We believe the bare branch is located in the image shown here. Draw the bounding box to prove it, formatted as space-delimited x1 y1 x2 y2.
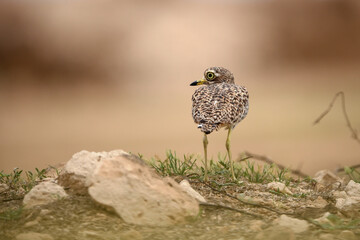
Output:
239 152 308 178
313 91 360 144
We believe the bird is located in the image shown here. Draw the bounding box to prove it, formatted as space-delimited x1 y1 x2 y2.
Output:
190 67 249 181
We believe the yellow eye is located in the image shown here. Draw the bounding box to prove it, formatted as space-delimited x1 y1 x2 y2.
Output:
206 72 215 80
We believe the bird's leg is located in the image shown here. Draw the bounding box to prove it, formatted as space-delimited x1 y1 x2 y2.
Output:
203 133 209 181
226 127 236 180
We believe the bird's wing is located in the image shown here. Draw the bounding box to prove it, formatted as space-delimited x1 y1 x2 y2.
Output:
192 84 248 133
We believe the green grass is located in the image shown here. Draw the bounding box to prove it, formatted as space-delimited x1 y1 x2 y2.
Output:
0 167 48 193
147 150 293 184
0 207 23 221
310 214 360 230
344 166 360 183
149 151 198 177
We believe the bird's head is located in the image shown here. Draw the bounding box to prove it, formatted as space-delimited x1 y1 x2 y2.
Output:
190 67 234 86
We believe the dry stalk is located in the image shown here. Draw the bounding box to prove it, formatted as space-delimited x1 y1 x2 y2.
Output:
313 91 360 144
199 202 263 218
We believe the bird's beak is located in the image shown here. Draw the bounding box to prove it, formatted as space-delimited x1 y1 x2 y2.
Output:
190 78 208 86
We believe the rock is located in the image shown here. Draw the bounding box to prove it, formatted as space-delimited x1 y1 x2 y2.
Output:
88 155 199 226
314 212 333 226
0 183 9 193
24 219 40 228
179 179 206 203
335 180 360 217
58 149 128 194
338 230 357 240
313 170 343 190
119 229 143 240
15 232 54 240
307 196 328 208
39 209 51 216
267 182 293 195
249 220 265 232
23 182 68 208
318 233 335 240
255 226 295 240
345 180 360 197
273 215 309 234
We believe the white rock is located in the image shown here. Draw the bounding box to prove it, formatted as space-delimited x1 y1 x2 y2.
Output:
24 219 40 228
249 220 265 232
314 212 333 225
0 183 9 193
88 155 199 226
23 182 68 208
179 179 206 203
267 182 293 195
345 180 360 197
307 196 328 208
335 180 360 217
58 149 128 194
273 215 309 234
255 226 295 240
313 170 343 190
338 230 357 240
15 232 53 240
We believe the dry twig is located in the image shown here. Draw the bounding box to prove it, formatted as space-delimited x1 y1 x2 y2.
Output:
199 202 262 218
239 152 308 178
313 91 360 144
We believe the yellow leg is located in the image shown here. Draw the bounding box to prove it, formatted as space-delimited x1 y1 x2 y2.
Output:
226 128 236 180
203 133 209 181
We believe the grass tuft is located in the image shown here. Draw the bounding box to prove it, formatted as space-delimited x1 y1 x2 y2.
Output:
344 166 360 183
149 150 198 177
310 214 360 230
0 207 23 221
0 167 49 193
147 150 293 184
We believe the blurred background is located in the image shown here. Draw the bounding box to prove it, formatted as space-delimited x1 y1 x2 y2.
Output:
1 0 360 175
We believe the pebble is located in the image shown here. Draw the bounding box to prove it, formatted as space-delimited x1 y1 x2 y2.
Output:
15 232 54 240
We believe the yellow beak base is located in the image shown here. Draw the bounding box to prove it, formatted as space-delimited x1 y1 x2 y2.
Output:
190 78 208 86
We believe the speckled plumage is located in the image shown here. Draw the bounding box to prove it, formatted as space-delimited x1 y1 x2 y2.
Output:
191 67 249 134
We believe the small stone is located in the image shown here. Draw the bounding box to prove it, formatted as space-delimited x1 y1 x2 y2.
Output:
273 215 309 234
81 230 102 238
314 212 333 225
267 182 293 195
249 220 265 232
345 180 360 197
307 196 328 208
335 180 360 217
0 183 9 193
119 229 143 240
39 209 51 216
15 232 54 240
179 179 206 203
23 182 68 208
318 233 335 240
24 219 40 228
255 226 295 240
313 170 343 190
338 230 357 240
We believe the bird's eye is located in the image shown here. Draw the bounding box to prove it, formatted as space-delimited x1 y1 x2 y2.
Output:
206 72 216 80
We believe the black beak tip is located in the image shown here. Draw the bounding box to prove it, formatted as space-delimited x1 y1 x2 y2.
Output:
190 81 197 86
